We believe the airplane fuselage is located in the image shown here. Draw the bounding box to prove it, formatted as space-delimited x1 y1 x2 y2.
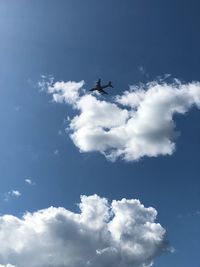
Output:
90 80 113 95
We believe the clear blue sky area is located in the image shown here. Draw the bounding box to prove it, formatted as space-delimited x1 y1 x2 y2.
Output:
0 1 200 266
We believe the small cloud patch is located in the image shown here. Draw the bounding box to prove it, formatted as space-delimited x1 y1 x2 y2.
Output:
3 190 21 201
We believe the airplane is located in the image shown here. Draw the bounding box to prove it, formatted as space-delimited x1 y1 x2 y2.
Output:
89 79 114 94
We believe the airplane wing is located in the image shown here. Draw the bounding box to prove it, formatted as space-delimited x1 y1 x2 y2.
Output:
101 81 113 89
100 89 108 94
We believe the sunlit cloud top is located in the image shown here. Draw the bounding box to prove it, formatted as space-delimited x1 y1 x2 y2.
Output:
40 77 200 161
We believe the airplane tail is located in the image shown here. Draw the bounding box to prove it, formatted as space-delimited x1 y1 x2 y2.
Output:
108 81 113 88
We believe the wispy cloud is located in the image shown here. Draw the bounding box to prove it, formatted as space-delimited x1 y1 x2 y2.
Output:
138 66 149 78
0 194 168 267
178 210 200 219
58 130 63 136
3 190 21 201
53 149 59 156
41 77 200 161
14 106 21 112
0 264 15 267
25 178 33 185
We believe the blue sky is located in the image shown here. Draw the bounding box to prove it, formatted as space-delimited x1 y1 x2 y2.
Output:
0 1 200 267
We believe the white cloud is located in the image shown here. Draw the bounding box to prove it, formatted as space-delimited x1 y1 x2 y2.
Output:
0 195 168 267
25 178 33 185
3 190 21 201
47 80 85 105
11 190 21 197
45 78 200 161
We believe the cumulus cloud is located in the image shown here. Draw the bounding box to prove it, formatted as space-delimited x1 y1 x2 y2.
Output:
47 80 85 105
43 78 200 161
0 195 168 267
